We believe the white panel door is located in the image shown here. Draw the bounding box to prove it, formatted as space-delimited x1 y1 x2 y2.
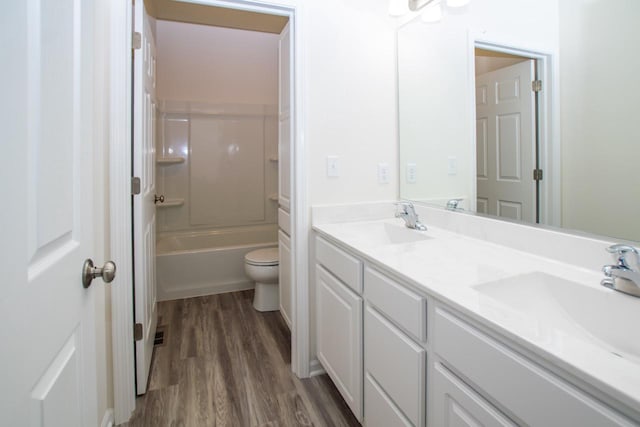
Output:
1 0 100 425
476 60 536 222
133 1 158 395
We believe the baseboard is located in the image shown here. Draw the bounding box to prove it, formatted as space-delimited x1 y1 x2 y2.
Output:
101 409 115 427
158 280 254 301
309 358 325 377
279 304 292 330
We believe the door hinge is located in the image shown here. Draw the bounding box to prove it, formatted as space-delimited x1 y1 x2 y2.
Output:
131 177 141 195
532 80 542 92
134 323 143 341
132 32 142 50
533 169 543 181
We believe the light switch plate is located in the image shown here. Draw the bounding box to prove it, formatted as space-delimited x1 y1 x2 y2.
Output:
327 156 340 177
407 163 417 183
378 163 390 184
448 156 457 175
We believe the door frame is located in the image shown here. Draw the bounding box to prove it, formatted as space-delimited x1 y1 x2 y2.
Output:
108 0 308 424
468 33 560 227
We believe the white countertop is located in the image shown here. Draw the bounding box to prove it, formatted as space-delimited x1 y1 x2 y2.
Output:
313 218 640 414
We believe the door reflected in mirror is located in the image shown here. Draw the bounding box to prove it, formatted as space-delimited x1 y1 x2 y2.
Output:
397 0 640 242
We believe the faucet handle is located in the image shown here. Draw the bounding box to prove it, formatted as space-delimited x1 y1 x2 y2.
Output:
446 198 463 210
606 244 639 268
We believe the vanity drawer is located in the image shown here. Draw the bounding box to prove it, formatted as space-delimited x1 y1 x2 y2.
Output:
365 305 426 427
432 362 516 427
364 373 412 427
434 307 636 427
365 266 426 342
316 236 362 294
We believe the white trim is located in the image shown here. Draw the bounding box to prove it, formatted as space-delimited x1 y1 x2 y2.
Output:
309 358 325 377
468 33 561 227
110 3 309 423
100 409 115 427
158 281 255 302
291 3 310 376
109 0 136 424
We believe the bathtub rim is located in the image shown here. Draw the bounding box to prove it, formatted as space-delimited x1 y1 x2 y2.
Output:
156 223 279 255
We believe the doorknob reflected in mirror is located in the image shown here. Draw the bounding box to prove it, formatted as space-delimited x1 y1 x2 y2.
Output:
82 259 117 288
154 194 165 204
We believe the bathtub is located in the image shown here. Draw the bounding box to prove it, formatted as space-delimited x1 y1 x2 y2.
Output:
156 224 278 301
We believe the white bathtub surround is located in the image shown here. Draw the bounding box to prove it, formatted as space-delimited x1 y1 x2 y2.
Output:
156 224 278 301
156 101 278 233
311 201 640 421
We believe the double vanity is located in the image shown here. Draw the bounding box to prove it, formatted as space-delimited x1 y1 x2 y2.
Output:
312 203 640 426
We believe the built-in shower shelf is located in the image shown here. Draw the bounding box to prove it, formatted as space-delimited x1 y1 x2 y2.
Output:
157 198 184 208
269 156 279 162
157 156 185 165
268 194 279 202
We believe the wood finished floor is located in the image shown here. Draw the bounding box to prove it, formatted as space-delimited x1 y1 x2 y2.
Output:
123 290 360 427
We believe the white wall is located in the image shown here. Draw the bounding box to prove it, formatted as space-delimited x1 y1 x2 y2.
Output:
398 0 560 209
305 0 398 204
559 0 640 242
156 21 278 104
155 3 399 210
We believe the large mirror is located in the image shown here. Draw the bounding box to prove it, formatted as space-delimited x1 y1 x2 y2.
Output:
398 0 640 242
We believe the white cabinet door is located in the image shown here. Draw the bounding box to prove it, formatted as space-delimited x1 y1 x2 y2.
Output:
278 230 292 329
365 374 412 427
1 1 101 424
432 363 516 427
316 265 363 421
132 0 158 395
278 22 291 211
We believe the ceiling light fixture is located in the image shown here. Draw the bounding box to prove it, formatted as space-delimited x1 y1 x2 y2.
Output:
389 0 411 16
408 0 471 12
408 0 438 12
445 0 471 7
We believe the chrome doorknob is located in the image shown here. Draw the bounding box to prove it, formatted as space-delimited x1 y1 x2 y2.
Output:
154 194 165 204
82 259 117 288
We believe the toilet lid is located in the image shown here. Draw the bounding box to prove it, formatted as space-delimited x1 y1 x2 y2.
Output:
245 247 279 266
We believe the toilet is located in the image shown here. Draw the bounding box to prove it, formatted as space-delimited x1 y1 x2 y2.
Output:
244 247 279 311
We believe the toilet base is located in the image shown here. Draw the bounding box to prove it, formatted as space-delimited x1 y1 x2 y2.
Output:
253 282 279 312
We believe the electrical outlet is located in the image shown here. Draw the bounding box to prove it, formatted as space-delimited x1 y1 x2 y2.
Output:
378 163 390 184
448 156 458 175
327 156 340 177
407 163 417 183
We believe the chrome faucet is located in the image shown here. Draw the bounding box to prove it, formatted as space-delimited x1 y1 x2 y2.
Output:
395 202 427 231
446 198 464 211
601 244 640 297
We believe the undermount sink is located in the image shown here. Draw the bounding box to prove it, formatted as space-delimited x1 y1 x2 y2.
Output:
343 221 432 246
473 272 640 363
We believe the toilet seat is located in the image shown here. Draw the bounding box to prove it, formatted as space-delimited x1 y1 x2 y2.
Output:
245 247 279 266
